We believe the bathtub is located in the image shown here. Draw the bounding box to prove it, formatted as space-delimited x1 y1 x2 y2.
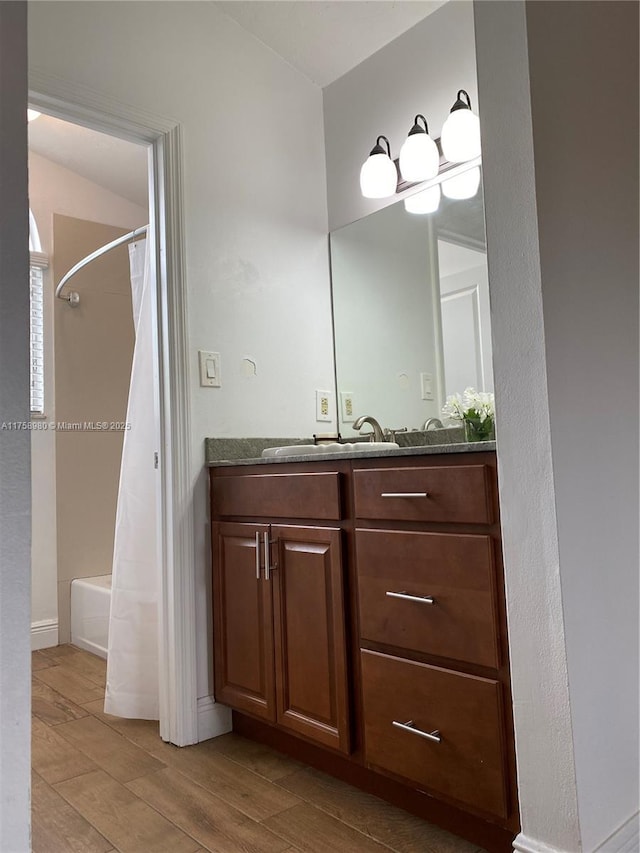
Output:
70 574 111 659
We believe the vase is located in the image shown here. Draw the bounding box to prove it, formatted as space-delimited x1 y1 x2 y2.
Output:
464 416 495 442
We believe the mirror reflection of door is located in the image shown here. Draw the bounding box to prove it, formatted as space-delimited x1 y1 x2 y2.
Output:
438 240 493 397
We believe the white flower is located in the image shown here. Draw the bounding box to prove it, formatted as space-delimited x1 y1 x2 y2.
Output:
442 387 495 422
442 392 466 421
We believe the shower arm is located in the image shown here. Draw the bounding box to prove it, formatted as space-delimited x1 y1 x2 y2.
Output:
55 224 149 306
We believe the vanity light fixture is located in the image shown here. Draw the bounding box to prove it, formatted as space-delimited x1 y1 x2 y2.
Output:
440 89 481 163
359 135 398 199
442 165 481 200
404 184 441 215
399 115 439 183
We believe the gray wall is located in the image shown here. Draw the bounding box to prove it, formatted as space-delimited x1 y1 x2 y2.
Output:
526 2 639 848
0 2 31 849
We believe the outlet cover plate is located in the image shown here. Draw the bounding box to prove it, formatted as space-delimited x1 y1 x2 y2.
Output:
316 389 332 422
340 391 355 422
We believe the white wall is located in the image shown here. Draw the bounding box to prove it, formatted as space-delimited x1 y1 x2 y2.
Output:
324 0 478 231
29 151 147 643
525 2 639 849
475 1 639 851
0 3 31 849
28 0 333 699
473 3 580 849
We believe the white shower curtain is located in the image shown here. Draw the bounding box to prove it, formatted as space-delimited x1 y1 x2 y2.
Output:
105 238 160 720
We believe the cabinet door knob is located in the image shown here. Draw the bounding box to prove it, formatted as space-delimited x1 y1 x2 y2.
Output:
385 591 435 605
392 720 441 743
381 492 429 499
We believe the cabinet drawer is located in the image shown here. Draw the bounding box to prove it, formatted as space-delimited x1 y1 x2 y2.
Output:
361 650 508 818
353 465 493 524
357 529 499 668
212 472 341 520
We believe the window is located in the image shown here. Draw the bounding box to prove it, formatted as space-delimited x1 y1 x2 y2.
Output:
29 266 45 414
29 210 48 416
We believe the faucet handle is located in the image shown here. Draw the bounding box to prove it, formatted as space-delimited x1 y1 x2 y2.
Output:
385 427 407 442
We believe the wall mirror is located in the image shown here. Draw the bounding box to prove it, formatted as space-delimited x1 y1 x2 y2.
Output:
329 161 493 439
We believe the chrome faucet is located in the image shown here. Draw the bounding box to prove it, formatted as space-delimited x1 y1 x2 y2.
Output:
422 417 444 430
353 415 385 442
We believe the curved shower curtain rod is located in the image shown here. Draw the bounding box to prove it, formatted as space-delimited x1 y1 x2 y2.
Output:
55 224 149 307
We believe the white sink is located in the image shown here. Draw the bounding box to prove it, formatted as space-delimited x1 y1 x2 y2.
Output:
347 442 398 452
261 442 398 458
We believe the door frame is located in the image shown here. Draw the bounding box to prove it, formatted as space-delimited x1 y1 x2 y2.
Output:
29 71 198 746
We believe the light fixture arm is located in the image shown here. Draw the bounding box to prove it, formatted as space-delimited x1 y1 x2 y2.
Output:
370 134 391 157
451 90 472 112
408 114 430 136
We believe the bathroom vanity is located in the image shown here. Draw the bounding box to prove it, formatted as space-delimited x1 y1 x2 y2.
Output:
208 443 519 852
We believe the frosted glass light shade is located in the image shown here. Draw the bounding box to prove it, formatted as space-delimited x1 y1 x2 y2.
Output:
27 109 41 122
441 108 481 163
399 132 439 182
404 184 441 214
360 153 398 199
442 166 481 200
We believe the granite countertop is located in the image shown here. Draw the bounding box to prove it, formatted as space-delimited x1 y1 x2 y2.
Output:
205 434 496 467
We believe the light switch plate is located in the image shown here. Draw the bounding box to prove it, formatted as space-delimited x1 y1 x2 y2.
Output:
199 350 221 388
420 372 433 401
316 389 332 422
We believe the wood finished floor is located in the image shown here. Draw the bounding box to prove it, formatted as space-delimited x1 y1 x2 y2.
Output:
32 645 486 853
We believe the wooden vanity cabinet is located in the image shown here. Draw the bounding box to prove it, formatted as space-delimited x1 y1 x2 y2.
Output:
210 452 519 852
211 468 350 754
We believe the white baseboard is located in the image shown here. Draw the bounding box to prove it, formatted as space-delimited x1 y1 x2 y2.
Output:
514 812 640 853
31 619 58 651
513 834 571 853
197 695 232 742
594 812 640 853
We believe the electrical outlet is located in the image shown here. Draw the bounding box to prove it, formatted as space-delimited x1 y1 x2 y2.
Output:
420 372 433 401
199 351 221 387
316 389 332 422
340 391 355 422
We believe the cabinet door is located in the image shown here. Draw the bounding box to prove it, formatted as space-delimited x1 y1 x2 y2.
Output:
212 522 276 721
271 525 350 753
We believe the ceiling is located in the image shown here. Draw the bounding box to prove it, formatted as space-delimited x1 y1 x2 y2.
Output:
28 1 445 206
215 0 446 87
28 114 149 209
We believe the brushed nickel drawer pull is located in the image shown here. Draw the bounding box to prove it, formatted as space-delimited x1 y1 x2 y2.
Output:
392 720 441 743
381 492 428 498
255 531 261 579
386 591 435 605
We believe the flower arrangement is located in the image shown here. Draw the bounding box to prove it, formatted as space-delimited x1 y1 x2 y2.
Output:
442 387 495 442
